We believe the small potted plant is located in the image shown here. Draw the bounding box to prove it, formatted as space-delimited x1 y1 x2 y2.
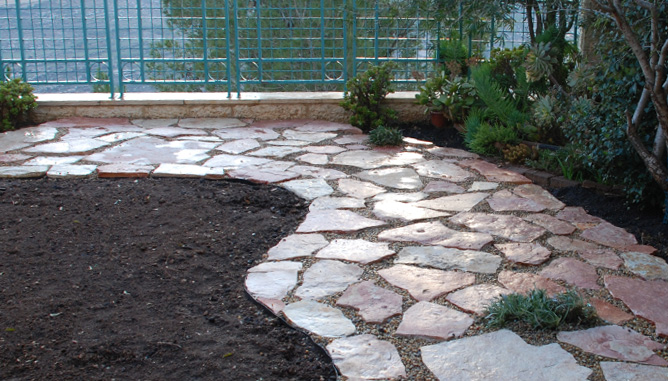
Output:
415 72 477 127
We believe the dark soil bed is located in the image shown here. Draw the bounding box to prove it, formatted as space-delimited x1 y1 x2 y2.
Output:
0 178 336 381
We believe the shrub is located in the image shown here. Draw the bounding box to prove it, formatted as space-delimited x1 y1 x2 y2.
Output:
340 62 397 133
0 79 37 131
484 289 597 330
369 125 403 146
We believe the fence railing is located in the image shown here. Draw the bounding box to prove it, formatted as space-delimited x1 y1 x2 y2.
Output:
0 0 572 98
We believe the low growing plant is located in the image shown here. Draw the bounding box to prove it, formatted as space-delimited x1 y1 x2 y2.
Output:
368 125 403 146
0 78 37 131
484 289 597 330
340 62 397 133
415 74 477 122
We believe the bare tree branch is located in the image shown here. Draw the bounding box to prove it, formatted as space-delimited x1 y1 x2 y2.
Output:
625 111 668 191
632 88 652 125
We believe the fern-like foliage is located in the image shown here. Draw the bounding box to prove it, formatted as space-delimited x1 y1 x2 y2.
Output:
471 65 526 128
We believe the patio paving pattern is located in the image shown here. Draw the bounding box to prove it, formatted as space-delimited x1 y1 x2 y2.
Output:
1 116 667 380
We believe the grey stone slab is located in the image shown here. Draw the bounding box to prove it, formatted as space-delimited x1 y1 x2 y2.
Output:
295 121 361 133
373 199 450 221
620 251 668 281
296 153 329 165
87 137 217 165
421 330 592 380
396 246 502 274
446 284 511 315
25 139 110 154
282 300 355 338
24 156 83 165
304 145 346 154
331 150 390 169
47 164 97 178
413 192 489 212
309 196 365 211
316 239 395 264
396 301 473 341
96 132 146 143
494 242 552 265
336 281 403 323
215 139 261 154
296 209 386 233
378 221 493 250
0 165 49 178
0 126 58 153
327 334 406 380
213 127 280 141
372 192 427 202
378 264 475 301
204 153 273 169
0 153 31 163
283 178 334 200
337 178 386 199
267 233 329 261
469 181 499 191
600 362 668 381
450 212 546 242
356 167 423 190
145 127 207 138
412 160 475 182
288 165 347 180
245 261 303 300
283 129 337 142
248 146 303 158
131 118 178 128
295 260 363 300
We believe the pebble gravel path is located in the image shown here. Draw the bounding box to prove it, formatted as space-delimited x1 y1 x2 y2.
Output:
1 117 667 380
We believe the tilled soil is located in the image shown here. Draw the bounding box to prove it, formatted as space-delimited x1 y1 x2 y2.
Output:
0 178 337 381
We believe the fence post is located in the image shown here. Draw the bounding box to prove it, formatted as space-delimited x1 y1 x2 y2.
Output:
13 0 27 80
224 0 232 98
102 0 116 98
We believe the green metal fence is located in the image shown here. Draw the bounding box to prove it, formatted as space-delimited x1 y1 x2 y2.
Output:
0 0 574 98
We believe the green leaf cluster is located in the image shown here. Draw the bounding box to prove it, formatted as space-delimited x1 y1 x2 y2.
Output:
340 63 397 133
0 79 37 132
368 125 403 146
484 289 597 330
416 74 477 122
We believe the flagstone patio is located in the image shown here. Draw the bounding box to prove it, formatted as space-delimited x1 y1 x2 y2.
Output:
1 117 667 380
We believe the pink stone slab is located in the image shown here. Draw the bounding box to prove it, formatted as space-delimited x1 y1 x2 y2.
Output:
605 275 668 337
296 209 386 233
487 190 545 212
327 334 406 380
427 146 479 158
25 138 110 154
396 301 473 340
373 199 451 222
539 257 601 290
413 192 489 212
557 325 667 366
87 137 217 165
337 178 386 199
589 298 633 324
450 212 546 242
494 242 552 265
316 239 395 264
512 184 565 210
580 221 638 249
446 284 511 315
600 362 668 381
336 281 403 323
498 270 566 297
523 214 576 235
459 159 532 184
547 236 622 269
378 264 475 301
377 221 493 250
555 206 603 229
97 164 153 178
423 180 465 194
412 160 475 182
621 244 657 255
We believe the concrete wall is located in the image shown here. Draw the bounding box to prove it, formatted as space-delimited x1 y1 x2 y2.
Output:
34 92 427 124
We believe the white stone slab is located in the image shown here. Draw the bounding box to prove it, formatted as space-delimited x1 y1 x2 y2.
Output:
396 246 502 274
245 261 303 300
267 233 329 261
282 300 355 338
316 239 395 264
327 335 406 380
282 178 334 200
295 260 363 300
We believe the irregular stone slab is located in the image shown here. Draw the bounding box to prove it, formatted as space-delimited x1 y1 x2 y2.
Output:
0 153 31 163
427 146 479 158
97 164 153 178
378 221 493 250
372 192 427 202
245 261 303 300
248 119 309 129
152 163 224 178
39 117 130 128
295 260 363 300
523 213 576 235
215 139 260 154
145 127 207 138
304 145 347 154
331 150 389 169
178 136 223 143
267 233 329 261
396 246 502 274
25 138 109 154
412 160 474 182
581 221 638 249
309 196 365 211
376 151 425 167
296 209 386 233
0 165 49 178
557 325 667 366
423 180 465 194
0 126 58 152
297 120 361 133
620 251 668 281
498 270 566 297
413 192 489 212
24 156 83 166
469 181 499 191
96 132 146 143
446 284 512 315
622 244 657 255
396 301 473 340
87 137 217 164
334 135 368 145
282 300 355 338
179 117 246 129
266 139 310 147
539 257 601 289
459 159 532 184
227 162 300 184
282 178 334 200
344 144 368 150
355 167 422 190
589 298 633 324
338 178 386 199
605 275 668 337
555 206 603 229
421 330 592 380
296 153 328 165
336 281 403 323
373 199 450 221
316 239 395 264
283 129 337 142
248 146 303 158
513 184 565 210
47 164 97 178
600 361 668 381
327 334 405 380
288 165 347 180
547 236 623 269
378 264 475 301
450 212 546 242
487 190 545 212
495 242 551 265
403 137 433 146
213 127 280 141
132 118 178 128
